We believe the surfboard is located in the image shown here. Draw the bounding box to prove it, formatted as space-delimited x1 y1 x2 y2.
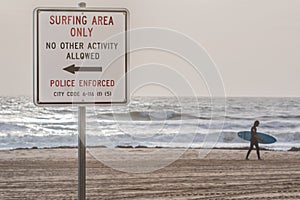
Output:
237 131 277 144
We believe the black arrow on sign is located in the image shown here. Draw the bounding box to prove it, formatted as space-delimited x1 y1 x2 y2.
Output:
63 64 102 74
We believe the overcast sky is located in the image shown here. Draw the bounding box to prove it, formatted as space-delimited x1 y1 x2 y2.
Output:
0 0 299 97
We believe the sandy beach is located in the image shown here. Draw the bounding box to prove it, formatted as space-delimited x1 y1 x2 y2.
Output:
0 148 299 200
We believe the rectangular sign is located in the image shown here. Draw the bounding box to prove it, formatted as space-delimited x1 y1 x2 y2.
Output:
34 8 128 105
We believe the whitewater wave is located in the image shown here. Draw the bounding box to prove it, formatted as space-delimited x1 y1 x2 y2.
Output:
0 122 28 132
1 131 299 150
98 111 206 121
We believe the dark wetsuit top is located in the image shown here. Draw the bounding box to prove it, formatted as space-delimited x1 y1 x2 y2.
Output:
250 126 258 144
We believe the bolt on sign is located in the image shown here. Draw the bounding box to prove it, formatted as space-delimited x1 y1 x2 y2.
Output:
34 8 129 105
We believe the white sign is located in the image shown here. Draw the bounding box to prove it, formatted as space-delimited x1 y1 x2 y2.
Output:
34 8 128 105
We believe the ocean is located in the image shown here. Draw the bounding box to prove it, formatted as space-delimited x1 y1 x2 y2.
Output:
0 96 299 150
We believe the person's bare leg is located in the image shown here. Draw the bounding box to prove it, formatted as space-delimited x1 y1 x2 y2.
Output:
246 143 254 160
255 143 261 160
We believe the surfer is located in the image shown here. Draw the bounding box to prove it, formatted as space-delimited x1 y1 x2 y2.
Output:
246 120 261 160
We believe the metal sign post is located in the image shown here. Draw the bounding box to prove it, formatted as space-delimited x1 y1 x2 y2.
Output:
77 3 86 199
78 106 86 200
77 3 86 200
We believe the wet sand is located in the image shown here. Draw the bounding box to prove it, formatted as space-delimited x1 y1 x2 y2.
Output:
0 148 299 199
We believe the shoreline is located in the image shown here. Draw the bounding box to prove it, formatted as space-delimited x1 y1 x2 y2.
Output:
5 145 300 152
